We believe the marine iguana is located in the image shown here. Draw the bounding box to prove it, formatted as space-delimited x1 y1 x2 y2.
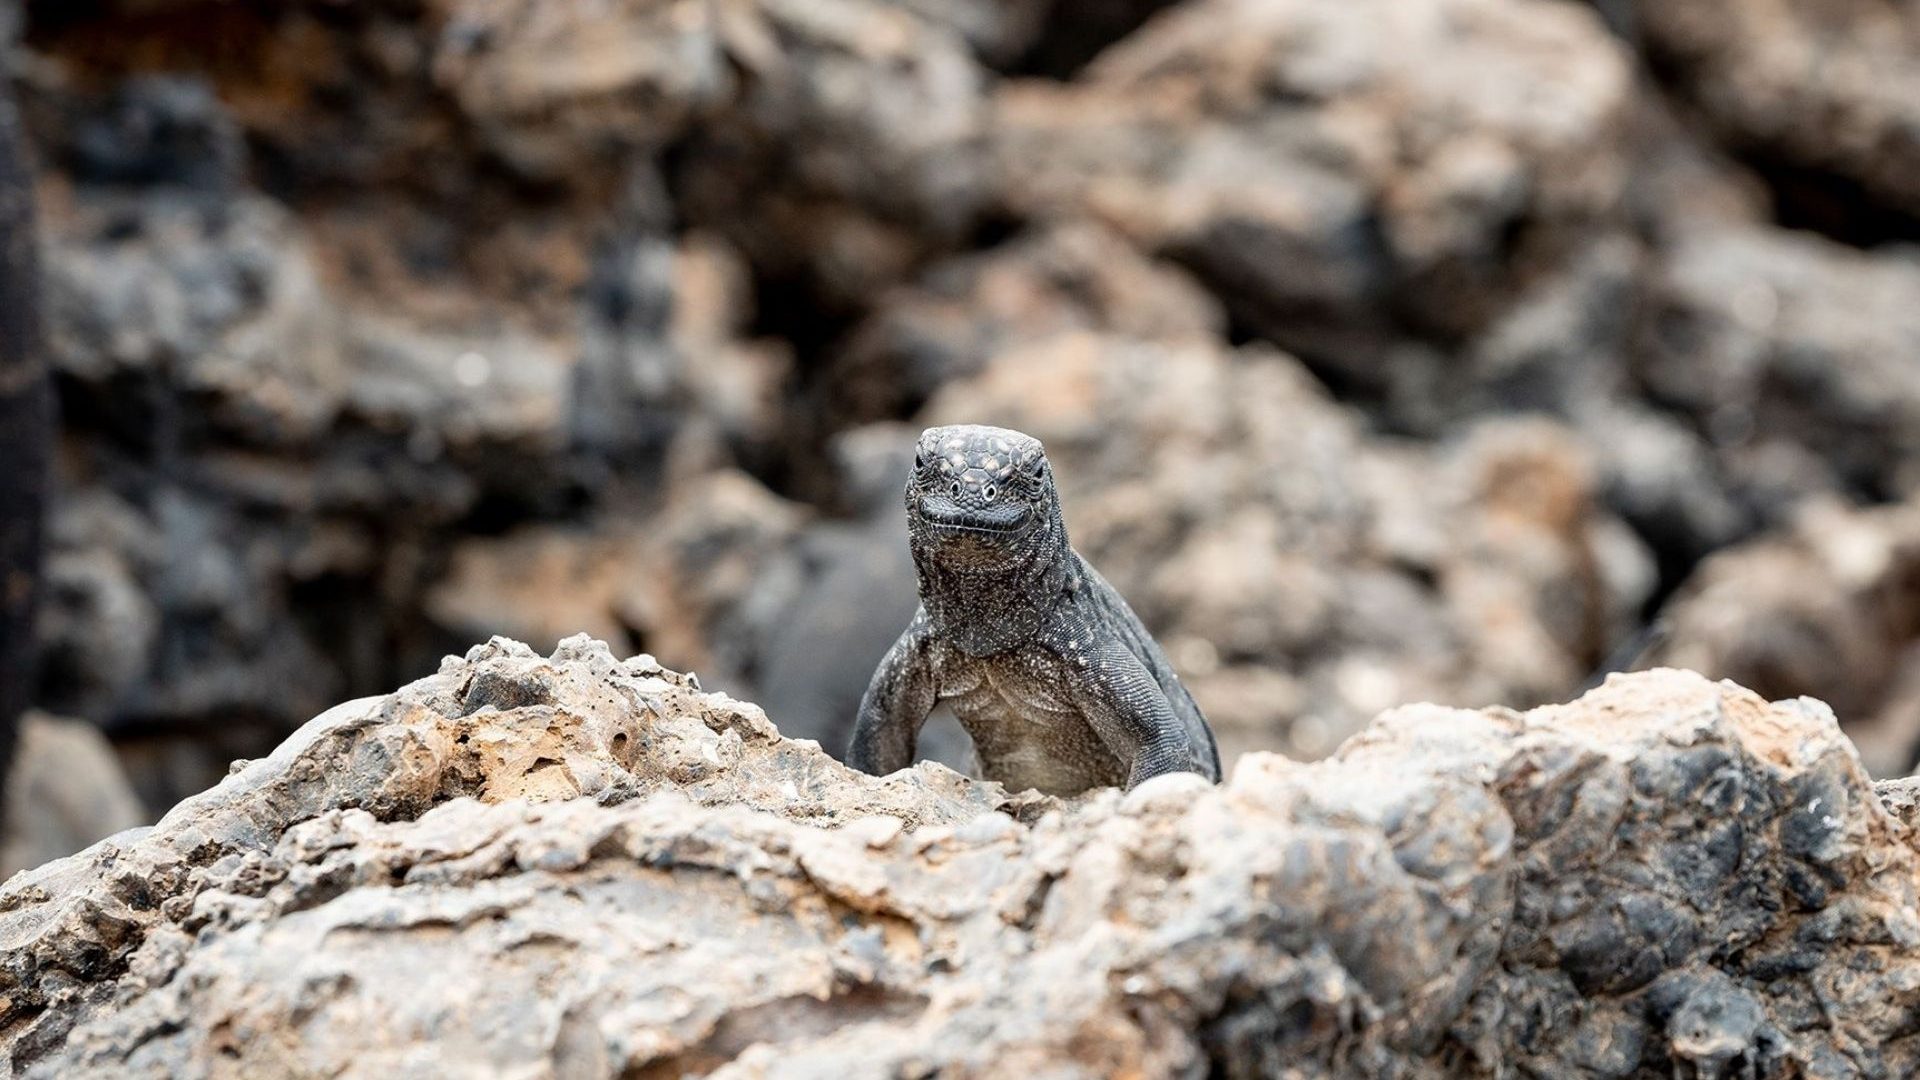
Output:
848 424 1220 795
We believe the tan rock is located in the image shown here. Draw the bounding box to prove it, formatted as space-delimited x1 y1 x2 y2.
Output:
5 641 1915 1076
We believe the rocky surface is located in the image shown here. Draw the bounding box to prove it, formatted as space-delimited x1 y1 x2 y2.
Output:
1655 497 1920 781
14 0 1920 857
1629 0 1920 231
1637 227 1920 515
0 712 144 879
992 0 1635 386
3 637 1917 1077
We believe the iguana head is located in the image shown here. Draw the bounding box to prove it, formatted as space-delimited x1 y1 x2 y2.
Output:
906 424 1063 571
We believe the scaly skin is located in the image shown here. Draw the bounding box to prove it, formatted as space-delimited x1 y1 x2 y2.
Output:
848 425 1220 795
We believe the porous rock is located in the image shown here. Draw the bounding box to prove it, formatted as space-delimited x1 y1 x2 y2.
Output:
0 712 144 880
1656 496 1920 780
1638 226 1920 515
992 0 1633 383
26 0 1920 898
4 639 1915 1077
1628 0 1920 223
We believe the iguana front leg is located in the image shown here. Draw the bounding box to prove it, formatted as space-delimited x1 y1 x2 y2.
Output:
1071 641 1203 789
848 609 938 776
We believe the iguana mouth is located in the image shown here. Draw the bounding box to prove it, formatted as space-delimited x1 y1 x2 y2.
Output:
917 495 1032 536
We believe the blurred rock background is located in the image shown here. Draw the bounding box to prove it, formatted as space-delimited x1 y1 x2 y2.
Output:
7 0 1920 867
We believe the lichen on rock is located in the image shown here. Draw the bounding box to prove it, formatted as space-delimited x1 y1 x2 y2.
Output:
3 636 1915 1077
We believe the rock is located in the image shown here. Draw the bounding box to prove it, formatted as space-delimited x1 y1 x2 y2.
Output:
0 712 146 878
745 426 921 745
0 74 45 828
24 0 1920 903
1628 0 1920 227
659 0 1002 301
24 60 790 795
992 0 1634 387
52 73 245 194
742 422 976 771
1655 497 1920 779
35 492 162 729
426 0 736 180
424 436 977 773
826 222 1225 428
45 190 347 443
1637 226 1920 515
424 527 643 657
427 470 811 696
3 642 1916 1077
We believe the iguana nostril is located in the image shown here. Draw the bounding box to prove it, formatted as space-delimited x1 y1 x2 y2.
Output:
951 480 962 498
983 483 997 500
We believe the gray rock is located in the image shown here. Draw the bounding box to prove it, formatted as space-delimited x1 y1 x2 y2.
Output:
827 223 1225 429
26 69 789 794
747 424 932 761
3 641 1916 1077
0 712 145 878
1628 0 1920 224
27 0 1920 900
1638 226 1920 513
992 0 1634 387
1655 496 1920 779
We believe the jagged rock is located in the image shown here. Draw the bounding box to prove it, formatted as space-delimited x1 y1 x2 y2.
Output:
1436 237 1759 573
1656 497 1920 779
743 425 933 753
826 222 1226 428
992 0 1634 386
24 0 1920 912
44 190 346 443
1628 0 1920 226
427 470 812 695
26 60 788 797
425 0 736 179
423 431 980 770
1638 226 1920 514
0 713 145 879
3 640 1915 1077
417 0 1003 300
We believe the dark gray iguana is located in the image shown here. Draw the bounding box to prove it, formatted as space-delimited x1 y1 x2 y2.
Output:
848 424 1220 795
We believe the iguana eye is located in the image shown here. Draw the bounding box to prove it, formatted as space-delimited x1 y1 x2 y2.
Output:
1027 457 1047 480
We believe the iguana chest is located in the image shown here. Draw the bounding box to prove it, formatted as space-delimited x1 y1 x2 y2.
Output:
932 644 1126 795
